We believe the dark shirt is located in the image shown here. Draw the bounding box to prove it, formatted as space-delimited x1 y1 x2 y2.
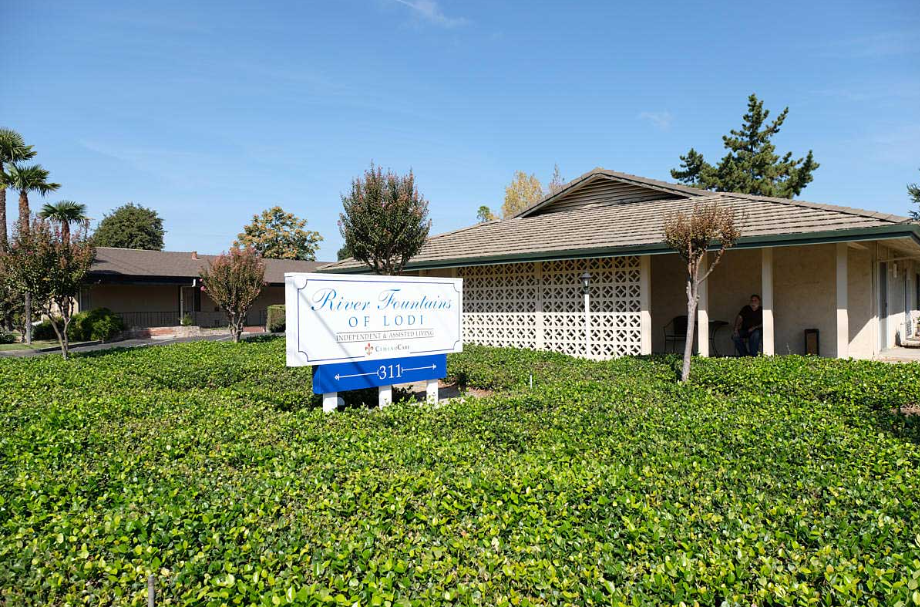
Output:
739 305 763 332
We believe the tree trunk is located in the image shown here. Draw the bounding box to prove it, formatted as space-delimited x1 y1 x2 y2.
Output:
62 222 70 242
0 186 7 249
18 190 29 233
48 315 69 360
24 292 32 345
680 278 698 383
20 191 31 344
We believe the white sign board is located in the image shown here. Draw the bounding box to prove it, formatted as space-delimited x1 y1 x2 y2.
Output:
285 273 463 366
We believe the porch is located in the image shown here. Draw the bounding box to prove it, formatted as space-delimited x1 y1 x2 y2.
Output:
428 238 919 361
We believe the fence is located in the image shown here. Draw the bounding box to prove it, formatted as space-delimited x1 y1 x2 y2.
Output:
116 309 267 329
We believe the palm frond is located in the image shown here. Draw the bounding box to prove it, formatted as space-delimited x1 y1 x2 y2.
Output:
7 163 60 196
0 128 36 164
39 200 88 222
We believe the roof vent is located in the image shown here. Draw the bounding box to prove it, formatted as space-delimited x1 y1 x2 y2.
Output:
191 251 198 260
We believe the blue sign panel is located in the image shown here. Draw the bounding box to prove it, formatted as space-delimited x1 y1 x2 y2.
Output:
312 354 446 394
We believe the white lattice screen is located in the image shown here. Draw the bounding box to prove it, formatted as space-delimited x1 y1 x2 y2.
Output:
456 256 643 359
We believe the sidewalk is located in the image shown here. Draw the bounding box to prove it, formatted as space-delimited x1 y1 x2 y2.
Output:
0 332 246 358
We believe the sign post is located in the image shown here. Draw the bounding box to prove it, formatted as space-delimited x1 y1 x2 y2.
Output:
285 273 463 411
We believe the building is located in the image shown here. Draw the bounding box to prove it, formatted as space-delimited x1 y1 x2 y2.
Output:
323 168 920 359
81 248 327 328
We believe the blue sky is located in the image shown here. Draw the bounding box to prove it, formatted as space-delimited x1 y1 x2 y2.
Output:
3 0 919 258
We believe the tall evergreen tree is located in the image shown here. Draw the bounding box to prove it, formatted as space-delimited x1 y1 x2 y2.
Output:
671 94 819 199
908 169 920 221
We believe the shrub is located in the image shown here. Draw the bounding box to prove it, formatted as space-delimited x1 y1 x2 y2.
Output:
266 304 285 332
1 340 919 606
31 318 59 340
67 308 125 342
180 313 194 326
0 330 15 344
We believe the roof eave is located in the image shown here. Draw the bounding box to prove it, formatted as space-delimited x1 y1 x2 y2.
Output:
320 224 920 274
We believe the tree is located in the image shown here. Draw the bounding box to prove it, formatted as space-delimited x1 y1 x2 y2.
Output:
502 171 544 217
476 205 496 223
908 169 920 221
6 163 59 344
234 206 323 261
39 200 88 241
548 164 566 195
670 94 819 199
6 163 60 232
337 244 352 261
339 163 431 275
0 218 96 359
663 202 741 383
0 128 36 248
199 247 265 343
93 203 165 250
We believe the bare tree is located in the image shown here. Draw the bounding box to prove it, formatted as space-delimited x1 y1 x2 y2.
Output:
663 201 741 382
548 164 565 195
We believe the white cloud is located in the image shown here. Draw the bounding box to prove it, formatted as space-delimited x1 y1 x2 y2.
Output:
392 0 468 28
638 111 673 132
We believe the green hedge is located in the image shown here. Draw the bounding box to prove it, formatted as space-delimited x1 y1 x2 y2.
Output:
266 304 285 333
1 340 919 605
30 308 126 342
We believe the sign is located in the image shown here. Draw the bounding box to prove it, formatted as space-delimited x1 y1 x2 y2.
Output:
285 273 463 367
312 354 446 394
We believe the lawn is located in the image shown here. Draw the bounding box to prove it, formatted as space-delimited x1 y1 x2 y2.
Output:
0 339 63 352
1 338 920 606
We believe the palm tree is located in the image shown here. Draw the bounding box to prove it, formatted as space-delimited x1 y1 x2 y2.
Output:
39 200 88 241
6 163 59 232
0 129 36 248
7 163 59 345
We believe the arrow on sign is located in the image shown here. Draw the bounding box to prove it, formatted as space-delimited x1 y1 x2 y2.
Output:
335 371 377 381
404 364 437 372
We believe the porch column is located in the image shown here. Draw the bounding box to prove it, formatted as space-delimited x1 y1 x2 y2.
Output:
761 248 775 356
836 242 849 358
639 255 651 354
697 253 709 357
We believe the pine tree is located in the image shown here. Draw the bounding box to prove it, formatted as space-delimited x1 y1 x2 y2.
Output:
671 94 819 199
908 169 920 221
476 205 496 223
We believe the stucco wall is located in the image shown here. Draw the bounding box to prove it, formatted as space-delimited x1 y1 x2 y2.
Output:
773 244 837 356
847 247 874 359
83 283 285 327
83 284 178 313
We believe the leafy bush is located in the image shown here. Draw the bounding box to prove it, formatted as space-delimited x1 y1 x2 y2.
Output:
1 340 919 606
180 313 194 326
67 307 125 342
31 317 59 340
0 330 16 344
266 304 285 332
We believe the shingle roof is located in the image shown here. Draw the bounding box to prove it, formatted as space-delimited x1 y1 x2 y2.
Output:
324 168 917 273
89 248 328 284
